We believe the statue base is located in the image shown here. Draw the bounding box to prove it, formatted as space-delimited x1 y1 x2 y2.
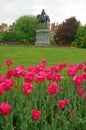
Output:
35 29 50 46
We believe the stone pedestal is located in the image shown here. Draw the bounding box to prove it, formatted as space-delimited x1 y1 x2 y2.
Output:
35 29 50 46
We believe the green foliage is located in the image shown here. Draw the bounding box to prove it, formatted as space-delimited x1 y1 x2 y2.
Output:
54 17 79 44
81 35 86 48
71 41 77 48
50 36 56 45
14 15 38 42
37 23 47 29
73 25 86 47
1 31 27 42
0 32 5 42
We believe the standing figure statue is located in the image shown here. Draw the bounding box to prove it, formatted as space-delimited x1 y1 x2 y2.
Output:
37 9 50 25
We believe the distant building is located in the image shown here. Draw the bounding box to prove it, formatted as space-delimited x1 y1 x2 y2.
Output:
51 23 55 33
0 22 15 32
0 23 8 32
8 22 15 31
51 22 58 34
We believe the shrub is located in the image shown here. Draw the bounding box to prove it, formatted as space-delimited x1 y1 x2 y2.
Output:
2 31 27 42
81 35 86 48
50 36 56 45
74 25 86 48
71 41 77 47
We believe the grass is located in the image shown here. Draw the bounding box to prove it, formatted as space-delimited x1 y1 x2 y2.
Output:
0 45 86 72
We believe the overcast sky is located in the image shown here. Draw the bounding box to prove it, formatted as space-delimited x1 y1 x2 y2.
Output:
0 0 86 26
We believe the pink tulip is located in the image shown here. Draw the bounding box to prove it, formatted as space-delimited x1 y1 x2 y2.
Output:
23 82 33 94
0 83 4 95
6 69 13 79
58 63 67 70
27 66 35 73
55 66 61 72
81 73 86 80
32 109 41 120
71 110 75 115
73 75 83 86
35 72 47 82
76 64 84 70
57 100 65 109
83 66 86 73
46 72 54 80
41 59 47 65
53 73 63 82
0 102 11 115
84 93 86 101
77 88 84 95
67 67 77 77
64 99 70 105
48 82 58 97
84 61 86 65
0 75 6 83
24 72 34 83
3 79 14 91
59 87 64 91
13 66 25 77
6 59 13 66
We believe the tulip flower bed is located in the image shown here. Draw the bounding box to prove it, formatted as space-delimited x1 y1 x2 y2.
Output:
0 59 86 130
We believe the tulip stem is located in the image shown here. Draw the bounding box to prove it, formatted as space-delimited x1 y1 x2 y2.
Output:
4 116 8 130
35 121 37 130
26 95 29 115
52 97 54 127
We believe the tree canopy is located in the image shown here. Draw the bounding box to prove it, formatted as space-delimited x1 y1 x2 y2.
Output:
14 15 38 42
73 25 86 47
54 17 80 44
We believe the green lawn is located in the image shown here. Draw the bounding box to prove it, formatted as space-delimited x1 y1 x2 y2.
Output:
0 45 86 70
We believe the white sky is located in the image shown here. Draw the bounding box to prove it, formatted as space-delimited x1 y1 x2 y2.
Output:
0 0 86 26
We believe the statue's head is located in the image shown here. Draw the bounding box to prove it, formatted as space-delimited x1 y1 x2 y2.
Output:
41 9 46 15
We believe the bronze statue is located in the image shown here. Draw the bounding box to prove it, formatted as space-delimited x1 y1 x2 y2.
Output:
37 9 50 24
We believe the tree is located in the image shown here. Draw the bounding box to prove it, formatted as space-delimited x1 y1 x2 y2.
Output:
0 32 5 42
54 17 80 44
73 25 86 47
14 15 38 42
81 35 86 48
2 31 27 42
